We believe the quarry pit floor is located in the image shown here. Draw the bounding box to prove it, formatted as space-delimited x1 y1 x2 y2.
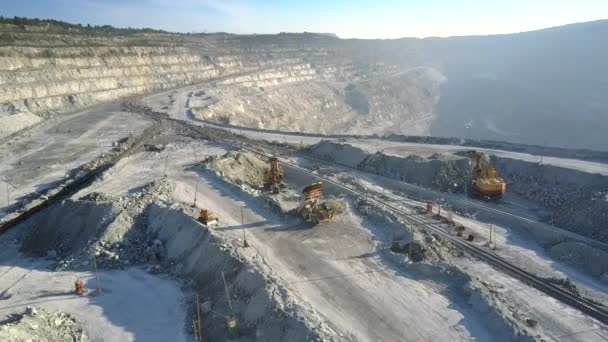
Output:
0 84 607 341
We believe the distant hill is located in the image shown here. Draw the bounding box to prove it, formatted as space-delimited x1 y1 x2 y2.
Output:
416 20 608 150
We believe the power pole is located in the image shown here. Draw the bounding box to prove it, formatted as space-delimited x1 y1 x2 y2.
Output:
163 154 169 177
241 205 248 247
93 252 101 293
540 140 547 165
193 176 199 207
408 225 414 261
196 293 202 341
5 182 9 207
464 159 470 215
221 271 233 313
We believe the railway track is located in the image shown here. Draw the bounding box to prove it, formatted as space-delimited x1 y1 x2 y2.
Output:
0 122 161 235
164 116 608 326
286 163 608 325
124 93 608 326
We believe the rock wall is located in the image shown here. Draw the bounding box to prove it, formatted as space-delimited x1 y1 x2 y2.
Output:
3 21 608 149
0 29 442 139
0 46 317 117
492 156 608 242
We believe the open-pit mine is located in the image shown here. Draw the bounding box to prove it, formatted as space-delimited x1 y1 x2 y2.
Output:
1 18 608 342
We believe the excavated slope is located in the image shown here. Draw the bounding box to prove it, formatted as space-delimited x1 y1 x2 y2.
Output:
0 29 441 139
2 21 608 150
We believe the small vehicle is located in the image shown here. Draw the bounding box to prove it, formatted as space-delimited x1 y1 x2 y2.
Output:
198 209 219 227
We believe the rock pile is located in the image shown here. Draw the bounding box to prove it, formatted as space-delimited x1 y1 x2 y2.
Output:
80 179 174 269
307 141 468 193
23 178 174 271
0 307 88 342
494 156 608 243
206 150 269 188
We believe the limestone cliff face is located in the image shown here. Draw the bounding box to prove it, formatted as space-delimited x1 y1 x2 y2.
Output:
0 46 314 117
2 22 608 149
0 30 440 139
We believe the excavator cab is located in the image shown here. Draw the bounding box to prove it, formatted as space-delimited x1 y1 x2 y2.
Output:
466 150 506 198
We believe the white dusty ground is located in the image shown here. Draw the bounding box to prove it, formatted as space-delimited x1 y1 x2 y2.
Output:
76 130 608 340
76 139 507 341
0 237 187 342
1 80 607 341
131 84 608 339
0 104 153 216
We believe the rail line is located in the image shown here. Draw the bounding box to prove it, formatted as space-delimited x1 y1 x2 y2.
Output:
0 122 161 235
171 116 608 326
124 95 608 326
284 161 608 326
201 120 608 254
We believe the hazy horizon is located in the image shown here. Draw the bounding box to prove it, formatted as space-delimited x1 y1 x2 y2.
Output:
1 0 607 39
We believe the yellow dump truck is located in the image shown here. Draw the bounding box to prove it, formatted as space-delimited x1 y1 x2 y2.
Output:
298 182 335 225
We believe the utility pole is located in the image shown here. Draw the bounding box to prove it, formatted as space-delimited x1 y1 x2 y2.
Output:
222 271 239 337
195 293 202 341
5 182 9 208
97 139 103 156
241 205 248 247
464 159 470 215
192 318 199 342
540 140 547 165
222 271 233 313
93 252 101 294
193 176 199 207
163 154 169 177
408 225 414 261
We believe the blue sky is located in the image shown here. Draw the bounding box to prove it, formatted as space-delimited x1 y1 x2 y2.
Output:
1 0 606 38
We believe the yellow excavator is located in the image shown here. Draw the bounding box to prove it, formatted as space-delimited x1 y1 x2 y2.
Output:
263 157 285 194
467 150 506 198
